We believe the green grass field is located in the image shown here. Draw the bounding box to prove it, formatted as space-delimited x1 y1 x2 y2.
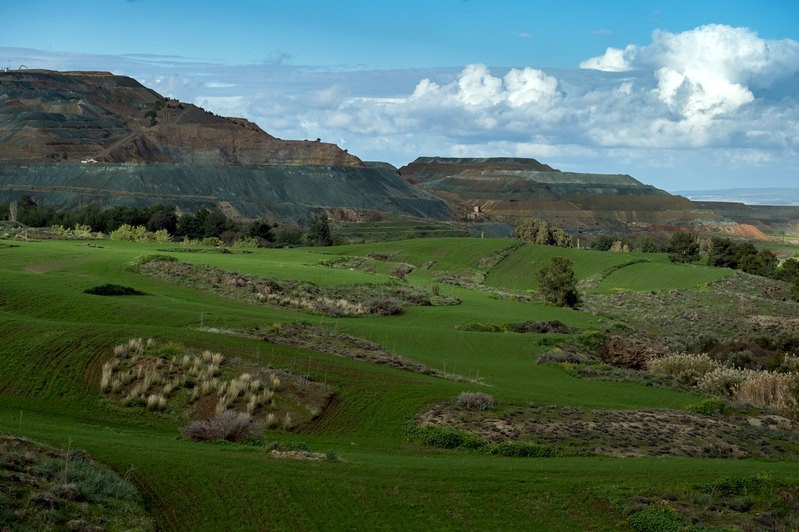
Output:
2 236 797 530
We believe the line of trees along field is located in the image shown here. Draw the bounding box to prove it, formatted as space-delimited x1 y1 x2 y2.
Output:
0 196 333 247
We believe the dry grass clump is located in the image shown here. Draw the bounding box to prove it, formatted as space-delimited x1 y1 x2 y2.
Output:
649 353 799 417
647 353 719 386
101 339 280 417
736 371 798 416
456 392 496 411
698 367 754 397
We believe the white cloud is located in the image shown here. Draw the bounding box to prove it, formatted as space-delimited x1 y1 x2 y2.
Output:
3 27 798 191
579 45 635 72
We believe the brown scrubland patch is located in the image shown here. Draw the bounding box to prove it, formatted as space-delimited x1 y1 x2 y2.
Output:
419 403 799 459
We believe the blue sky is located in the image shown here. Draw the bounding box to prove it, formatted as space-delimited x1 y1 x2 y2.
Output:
2 0 799 194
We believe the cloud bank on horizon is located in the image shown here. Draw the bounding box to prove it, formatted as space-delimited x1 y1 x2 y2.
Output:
2 24 798 192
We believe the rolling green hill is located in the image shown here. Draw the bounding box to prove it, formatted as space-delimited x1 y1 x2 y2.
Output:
1 237 798 530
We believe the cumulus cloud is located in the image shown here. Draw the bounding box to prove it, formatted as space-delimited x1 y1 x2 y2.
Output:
581 24 799 125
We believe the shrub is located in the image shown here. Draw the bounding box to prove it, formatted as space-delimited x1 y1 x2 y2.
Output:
685 397 727 416
697 367 751 397
37 455 140 504
488 442 561 457
84 284 145 296
406 425 484 450
701 474 777 497
182 410 265 443
363 297 403 316
456 392 496 411
628 501 686 532
647 353 719 386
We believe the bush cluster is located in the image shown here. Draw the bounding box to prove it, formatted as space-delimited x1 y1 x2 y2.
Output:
405 425 484 450
84 284 145 296
628 501 686 532
465 320 573 334
181 410 265 443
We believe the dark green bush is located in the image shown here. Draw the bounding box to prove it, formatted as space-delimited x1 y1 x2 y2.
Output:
685 397 726 416
488 441 561 457
701 475 777 497
84 284 145 296
406 425 484 450
628 501 686 531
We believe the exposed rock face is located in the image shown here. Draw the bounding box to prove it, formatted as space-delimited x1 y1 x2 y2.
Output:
399 157 699 231
0 70 449 221
0 70 360 166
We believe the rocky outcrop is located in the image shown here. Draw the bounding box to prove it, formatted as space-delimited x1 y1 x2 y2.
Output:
0 70 450 221
399 157 699 231
0 70 360 166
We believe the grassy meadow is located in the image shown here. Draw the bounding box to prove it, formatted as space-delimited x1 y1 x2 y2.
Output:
2 236 798 530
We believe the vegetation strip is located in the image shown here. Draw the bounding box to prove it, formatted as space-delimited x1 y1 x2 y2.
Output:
138 258 459 317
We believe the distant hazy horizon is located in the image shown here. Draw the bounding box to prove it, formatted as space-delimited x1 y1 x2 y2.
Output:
676 188 799 206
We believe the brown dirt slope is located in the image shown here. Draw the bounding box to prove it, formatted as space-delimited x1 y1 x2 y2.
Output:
0 70 360 167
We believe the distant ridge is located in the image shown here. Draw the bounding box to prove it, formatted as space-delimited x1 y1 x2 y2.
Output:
0 70 449 221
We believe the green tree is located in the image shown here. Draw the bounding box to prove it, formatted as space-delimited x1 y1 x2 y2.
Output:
635 234 657 253
514 218 573 247
537 256 580 308
792 274 799 303
306 213 332 246
668 231 700 263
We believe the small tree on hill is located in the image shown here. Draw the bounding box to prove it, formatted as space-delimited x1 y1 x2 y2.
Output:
306 212 332 246
514 218 574 247
537 256 580 308
668 231 700 263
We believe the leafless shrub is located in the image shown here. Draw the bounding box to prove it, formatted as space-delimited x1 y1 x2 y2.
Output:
456 391 496 411
363 297 402 316
181 410 265 442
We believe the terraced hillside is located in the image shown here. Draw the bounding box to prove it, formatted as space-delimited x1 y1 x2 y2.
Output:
400 157 713 230
0 70 449 221
2 235 799 529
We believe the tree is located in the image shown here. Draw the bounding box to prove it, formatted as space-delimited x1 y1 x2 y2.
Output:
306 213 332 246
247 219 274 243
537 256 580 308
514 218 574 247
635 234 657 253
668 231 700 263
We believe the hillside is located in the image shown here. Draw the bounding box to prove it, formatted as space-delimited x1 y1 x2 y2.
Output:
2 237 799 529
401 157 712 230
0 69 359 166
0 70 449 221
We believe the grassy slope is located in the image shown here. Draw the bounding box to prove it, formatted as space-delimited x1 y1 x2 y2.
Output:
1 237 795 530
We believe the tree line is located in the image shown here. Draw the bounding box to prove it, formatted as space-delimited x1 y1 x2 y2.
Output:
0 196 334 247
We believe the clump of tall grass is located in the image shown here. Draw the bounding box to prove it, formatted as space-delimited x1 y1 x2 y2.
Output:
102 338 284 420
698 367 754 397
647 353 719 386
649 352 799 417
455 392 496 411
736 371 798 416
